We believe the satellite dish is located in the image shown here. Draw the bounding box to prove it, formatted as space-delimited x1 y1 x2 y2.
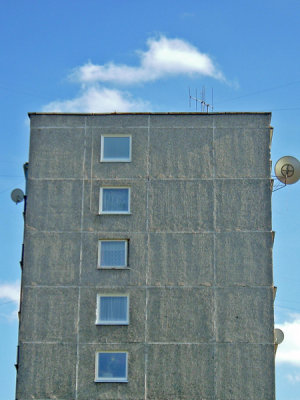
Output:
274 328 284 345
11 188 24 204
275 156 300 185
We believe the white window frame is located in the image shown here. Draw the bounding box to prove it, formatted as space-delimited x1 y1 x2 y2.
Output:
98 240 128 269
100 135 132 162
99 187 131 215
95 351 128 383
96 294 129 325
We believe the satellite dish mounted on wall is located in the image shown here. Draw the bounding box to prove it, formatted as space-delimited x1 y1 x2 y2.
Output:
274 328 284 355
274 328 284 345
273 156 300 191
275 156 300 185
11 188 25 204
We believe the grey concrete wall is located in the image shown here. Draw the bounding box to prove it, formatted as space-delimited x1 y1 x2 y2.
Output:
17 113 274 400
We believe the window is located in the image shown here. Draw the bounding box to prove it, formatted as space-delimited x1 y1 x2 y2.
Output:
101 135 131 162
99 187 130 214
96 295 129 325
98 240 128 268
95 352 128 382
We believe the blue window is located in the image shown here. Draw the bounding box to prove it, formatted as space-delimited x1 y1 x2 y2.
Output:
97 295 129 325
98 240 128 268
96 352 128 382
100 187 130 214
101 135 131 162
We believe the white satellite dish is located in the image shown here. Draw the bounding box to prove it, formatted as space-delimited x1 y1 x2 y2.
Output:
11 188 24 204
274 156 300 185
274 328 284 345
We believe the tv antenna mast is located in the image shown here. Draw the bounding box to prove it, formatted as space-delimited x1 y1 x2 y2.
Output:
189 87 214 112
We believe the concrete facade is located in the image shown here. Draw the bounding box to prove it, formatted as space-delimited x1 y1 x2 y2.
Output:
16 112 275 399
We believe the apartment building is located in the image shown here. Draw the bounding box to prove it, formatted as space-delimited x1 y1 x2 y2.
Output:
16 112 275 399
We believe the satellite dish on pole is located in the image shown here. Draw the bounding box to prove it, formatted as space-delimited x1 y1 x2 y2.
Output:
11 188 25 204
275 156 300 185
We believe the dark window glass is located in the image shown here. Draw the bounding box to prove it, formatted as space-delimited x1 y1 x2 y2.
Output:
103 137 130 160
98 353 127 380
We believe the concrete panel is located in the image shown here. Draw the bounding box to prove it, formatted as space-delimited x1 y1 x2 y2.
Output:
213 113 271 128
29 113 86 128
147 344 214 400
216 287 274 343
214 128 271 178
149 127 213 179
149 113 214 128
216 232 273 286
90 127 148 179
149 233 213 286
149 180 214 232
22 231 80 285
84 180 147 232
81 233 147 286
19 287 78 342
86 114 149 128
147 288 213 342
216 344 275 399
215 180 272 231
77 343 145 400
26 179 83 232
79 287 145 343
29 128 85 179
16 343 76 399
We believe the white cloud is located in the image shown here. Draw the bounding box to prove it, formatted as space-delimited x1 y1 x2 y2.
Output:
43 36 225 113
43 86 150 113
71 36 224 85
0 281 20 320
276 315 300 366
0 281 20 304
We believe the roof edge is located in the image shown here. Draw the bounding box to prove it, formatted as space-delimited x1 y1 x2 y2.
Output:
28 111 272 117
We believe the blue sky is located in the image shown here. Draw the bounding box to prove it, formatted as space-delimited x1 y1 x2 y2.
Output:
0 1 299 398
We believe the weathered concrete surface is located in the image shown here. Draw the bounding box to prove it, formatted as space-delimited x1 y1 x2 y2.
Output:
147 344 215 399
215 231 273 286
216 287 274 343
150 127 213 179
25 179 83 231
29 127 86 179
19 287 78 342
17 112 274 400
16 343 77 399
216 344 275 399
148 232 214 286
214 127 271 178
149 180 214 232
22 230 81 285
147 287 213 342
215 179 272 231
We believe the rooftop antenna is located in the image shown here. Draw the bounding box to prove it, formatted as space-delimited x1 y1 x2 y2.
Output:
273 155 300 192
201 86 205 112
189 86 214 113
